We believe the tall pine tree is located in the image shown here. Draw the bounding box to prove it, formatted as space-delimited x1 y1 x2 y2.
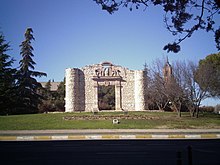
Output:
16 28 46 114
0 33 16 115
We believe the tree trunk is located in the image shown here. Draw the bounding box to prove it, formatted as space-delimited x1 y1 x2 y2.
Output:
178 104 182 118
178 110 181 117
173 103 181 117
189 105 196 117
156 102 163 111
195 106 199 118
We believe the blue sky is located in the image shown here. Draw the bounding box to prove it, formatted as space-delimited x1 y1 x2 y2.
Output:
0 0 219 106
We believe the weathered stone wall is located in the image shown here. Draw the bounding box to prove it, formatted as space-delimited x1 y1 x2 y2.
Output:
65 68 85 112
121 70 135 110
65 68 74 112
134 70 145 111
65 62 146 112
82 65 99 112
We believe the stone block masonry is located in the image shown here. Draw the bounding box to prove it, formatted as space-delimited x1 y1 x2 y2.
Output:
65 62 146 112
65 68 85 112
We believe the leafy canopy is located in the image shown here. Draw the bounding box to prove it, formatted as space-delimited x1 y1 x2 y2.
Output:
196 52 220 97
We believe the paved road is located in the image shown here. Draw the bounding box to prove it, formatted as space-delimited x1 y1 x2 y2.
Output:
0 139 219 165
1 129 219 141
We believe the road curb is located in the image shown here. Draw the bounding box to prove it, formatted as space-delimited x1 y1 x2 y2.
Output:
1 134 220 141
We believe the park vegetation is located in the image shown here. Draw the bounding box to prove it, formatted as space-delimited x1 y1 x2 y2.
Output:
16 28 47 114
0 28 65 115
0 28 48 115
0 28 219 117
0 112 219 130
38 79 65 113
143 54 220 118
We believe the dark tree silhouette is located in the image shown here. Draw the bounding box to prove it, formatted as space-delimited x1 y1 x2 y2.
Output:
0 33 17 115
94 0 220 53
16 28 47 114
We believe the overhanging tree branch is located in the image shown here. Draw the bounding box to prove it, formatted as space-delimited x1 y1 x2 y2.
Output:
94 0 220 53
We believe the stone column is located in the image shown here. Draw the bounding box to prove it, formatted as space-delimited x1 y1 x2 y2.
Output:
115 81 122 111
134 70 145 111
93 82 99 112
65 68 74 112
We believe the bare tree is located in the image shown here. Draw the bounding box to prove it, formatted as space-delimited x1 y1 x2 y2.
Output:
147 58 169 111
152 73 169 111
174 61 209 118
166 61 192 117
145 58 212 117
192 62 212 117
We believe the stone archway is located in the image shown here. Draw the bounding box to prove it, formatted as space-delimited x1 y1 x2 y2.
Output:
93 76 122 111
98 85 115 110
65 62 146 112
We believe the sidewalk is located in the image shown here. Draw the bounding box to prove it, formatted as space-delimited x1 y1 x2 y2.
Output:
0 129 220 141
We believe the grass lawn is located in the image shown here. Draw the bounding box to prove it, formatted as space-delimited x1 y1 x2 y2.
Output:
0 111 219 130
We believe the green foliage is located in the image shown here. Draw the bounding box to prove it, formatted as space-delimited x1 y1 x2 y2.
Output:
98 85 115 110
16 28 47 114
57 79 65 101
38 79 65 113
196 53 220 97
0 33 17 115
38 80 51 101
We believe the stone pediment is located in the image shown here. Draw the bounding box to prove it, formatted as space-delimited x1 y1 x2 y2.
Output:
92 76 122 81
83 61 127 78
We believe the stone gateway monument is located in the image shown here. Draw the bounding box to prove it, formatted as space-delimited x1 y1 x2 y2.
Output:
65 62 146 112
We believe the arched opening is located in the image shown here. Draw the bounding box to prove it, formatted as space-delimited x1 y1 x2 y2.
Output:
98 85 115 110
